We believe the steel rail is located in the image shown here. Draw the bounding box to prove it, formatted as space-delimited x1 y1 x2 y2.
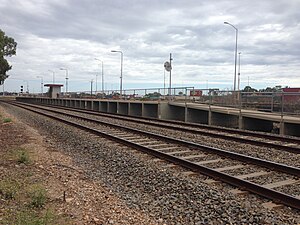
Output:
6 101 300 210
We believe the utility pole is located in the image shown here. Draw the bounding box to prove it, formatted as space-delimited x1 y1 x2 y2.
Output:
169 53 173 97
90 79 93 96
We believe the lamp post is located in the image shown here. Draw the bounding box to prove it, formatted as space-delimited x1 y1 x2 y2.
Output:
23 80 29 93
111 50 123 97
90 79 93 96
238 52 241 92
36 76 44 95
163 69 166 97
60 68 69 94
95 58 104 94
224 21 238 91
48 70 55 83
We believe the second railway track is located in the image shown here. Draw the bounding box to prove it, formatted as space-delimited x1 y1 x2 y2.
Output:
5 101 300 210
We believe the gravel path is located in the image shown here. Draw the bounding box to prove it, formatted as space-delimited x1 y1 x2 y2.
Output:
2 103 300 224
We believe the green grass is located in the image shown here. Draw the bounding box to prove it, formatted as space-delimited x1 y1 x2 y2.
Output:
3 117 12 123
6 209 56 225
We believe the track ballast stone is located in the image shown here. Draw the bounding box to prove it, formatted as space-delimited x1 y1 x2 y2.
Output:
2 103 300 224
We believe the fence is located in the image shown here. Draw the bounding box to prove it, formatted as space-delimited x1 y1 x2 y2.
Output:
64 87 194 101
189 89 300 116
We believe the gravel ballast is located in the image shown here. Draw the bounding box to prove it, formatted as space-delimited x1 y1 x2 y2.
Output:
2 103 300 224
40 105 300 168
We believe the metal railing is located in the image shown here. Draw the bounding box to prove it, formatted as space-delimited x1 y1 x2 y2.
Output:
59 86 195 101
188 89 300 116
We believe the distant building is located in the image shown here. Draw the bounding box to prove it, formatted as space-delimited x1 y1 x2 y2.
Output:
282 87 300 102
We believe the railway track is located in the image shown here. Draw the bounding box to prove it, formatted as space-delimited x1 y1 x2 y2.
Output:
28 101 300 154
4 101 300 210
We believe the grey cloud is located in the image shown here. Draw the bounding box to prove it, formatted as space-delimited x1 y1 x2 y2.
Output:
1 0 300 92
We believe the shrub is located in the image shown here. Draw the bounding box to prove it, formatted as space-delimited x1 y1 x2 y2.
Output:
0 179 19 200
3 118 12 123
29 185 47 208
17 149 30 165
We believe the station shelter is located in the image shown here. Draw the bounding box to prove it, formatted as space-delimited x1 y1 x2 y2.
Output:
44 84 63 99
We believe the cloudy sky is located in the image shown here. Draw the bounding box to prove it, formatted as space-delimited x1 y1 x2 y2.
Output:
1 0 300 93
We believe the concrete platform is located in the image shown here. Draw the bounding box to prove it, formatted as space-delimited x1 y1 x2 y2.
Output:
16 97 300 137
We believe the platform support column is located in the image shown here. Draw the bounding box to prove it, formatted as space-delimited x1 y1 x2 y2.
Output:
157 102 161 119
280 120 285 136
184 105 188 122
208 91 212 125
238 114 243 129
208 109 212 125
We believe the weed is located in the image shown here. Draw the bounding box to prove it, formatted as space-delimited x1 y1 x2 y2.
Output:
3 117 12 123
17 149 30 165
0 179 20 200
10 209 56 225
29 185 47 208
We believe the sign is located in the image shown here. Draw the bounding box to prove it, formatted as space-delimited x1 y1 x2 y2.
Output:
164 61 172 72
190 90 202 96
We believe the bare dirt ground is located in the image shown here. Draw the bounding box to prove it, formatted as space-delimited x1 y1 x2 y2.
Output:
0 105 156 224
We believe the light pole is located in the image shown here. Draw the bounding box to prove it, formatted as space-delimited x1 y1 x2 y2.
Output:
36 76 43 95
111 50 123 97
23 80 29 93
48 69 55 83
238 52 241 92
163 69 166 97
60 68 69 94
95 58 104 94
224 21 238 91
90 79 93 96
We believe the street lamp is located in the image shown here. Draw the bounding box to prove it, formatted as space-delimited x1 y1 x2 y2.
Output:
36 76 44 95
48 70 55 83
238 52 241 92
94 58 104 94
60 68 69 94
111 50 123 96
23 80 29 93
224 21 238 91
90 79 94 96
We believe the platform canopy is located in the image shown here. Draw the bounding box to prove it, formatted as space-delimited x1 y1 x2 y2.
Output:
44 84 63 98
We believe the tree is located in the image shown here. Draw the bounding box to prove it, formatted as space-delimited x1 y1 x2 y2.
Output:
0 29 17 85
259 85 284 92
144 92 161 99
243 85 257 92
